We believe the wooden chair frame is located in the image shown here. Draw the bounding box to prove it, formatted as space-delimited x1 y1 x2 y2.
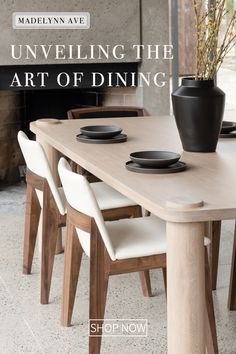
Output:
207 219 236 311
228 222 236 310
62 205 218 354
24 170 151 305
24 169 66 304
67 106 148 120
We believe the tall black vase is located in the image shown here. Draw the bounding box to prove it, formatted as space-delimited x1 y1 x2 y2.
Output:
172 78 225 152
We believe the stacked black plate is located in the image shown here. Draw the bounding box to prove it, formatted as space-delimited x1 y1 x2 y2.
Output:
220 121 236 138
76 125 127 144
126 151 186 174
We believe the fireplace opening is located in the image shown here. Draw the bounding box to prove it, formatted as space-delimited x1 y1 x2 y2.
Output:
23 88 102 133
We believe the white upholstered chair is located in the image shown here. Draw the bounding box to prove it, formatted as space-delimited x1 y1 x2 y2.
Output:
17 131 151 305
58 157 218 354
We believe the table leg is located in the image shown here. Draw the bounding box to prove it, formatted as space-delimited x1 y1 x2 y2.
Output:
36 136 64 254
167 220 205 354
206 221 221 291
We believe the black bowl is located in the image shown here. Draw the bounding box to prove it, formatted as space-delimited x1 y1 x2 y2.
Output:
80 125 122 139
221 121 236 134
130 151 181 168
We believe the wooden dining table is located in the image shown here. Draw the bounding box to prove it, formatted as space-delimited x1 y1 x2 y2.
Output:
31 115 236 354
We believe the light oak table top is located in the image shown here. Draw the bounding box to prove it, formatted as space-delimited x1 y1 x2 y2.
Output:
31 115 236 223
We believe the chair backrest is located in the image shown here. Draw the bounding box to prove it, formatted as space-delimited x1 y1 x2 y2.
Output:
17 131 65 215
58 157 116 260
67 106 148 120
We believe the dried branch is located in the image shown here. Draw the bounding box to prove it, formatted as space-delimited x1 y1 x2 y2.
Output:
193 0 236 80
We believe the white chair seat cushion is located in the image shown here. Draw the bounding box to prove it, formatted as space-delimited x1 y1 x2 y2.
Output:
77 216 166 259
35 182 136 216
90 182 137 210
76 216 210 260
108 216 166 259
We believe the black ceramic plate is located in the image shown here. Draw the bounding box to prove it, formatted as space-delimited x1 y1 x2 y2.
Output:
125 161 186 174
221 121 236 134
76 133 127 144
80 125 122 139
220 131 236 138
130 151 181 168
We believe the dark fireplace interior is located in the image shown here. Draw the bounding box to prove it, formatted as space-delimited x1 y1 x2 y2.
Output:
1 62 138 132
22 88 102 134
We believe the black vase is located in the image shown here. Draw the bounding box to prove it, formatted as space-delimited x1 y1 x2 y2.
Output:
172 78 225 152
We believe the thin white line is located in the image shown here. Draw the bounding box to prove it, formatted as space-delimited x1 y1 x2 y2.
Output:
89 319 148 321
90 334 148 337
23 318 44 352
0 276 43 351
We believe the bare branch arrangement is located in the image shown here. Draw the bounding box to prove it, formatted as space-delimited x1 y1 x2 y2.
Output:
193 0 236 80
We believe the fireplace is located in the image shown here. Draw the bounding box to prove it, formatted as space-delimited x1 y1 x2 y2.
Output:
0 62 139 186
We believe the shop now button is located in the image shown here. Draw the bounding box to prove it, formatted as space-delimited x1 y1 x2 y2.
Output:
12 12 90 29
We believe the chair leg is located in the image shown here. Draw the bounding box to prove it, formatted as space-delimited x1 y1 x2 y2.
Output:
228 223 236 310
162 268 167 297
55 229 64 255
61 222 83 326
139 271 152 297
89 221 109 354
70 160 77 173
205 248 219 354
131 206 153 297
144 209 151 216
209 221 221 291
23 184 40 274
40 187 59 304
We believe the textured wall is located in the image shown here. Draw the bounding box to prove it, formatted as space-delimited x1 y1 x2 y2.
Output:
140 0 170 115
0 0 140 65
0 0 170 115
